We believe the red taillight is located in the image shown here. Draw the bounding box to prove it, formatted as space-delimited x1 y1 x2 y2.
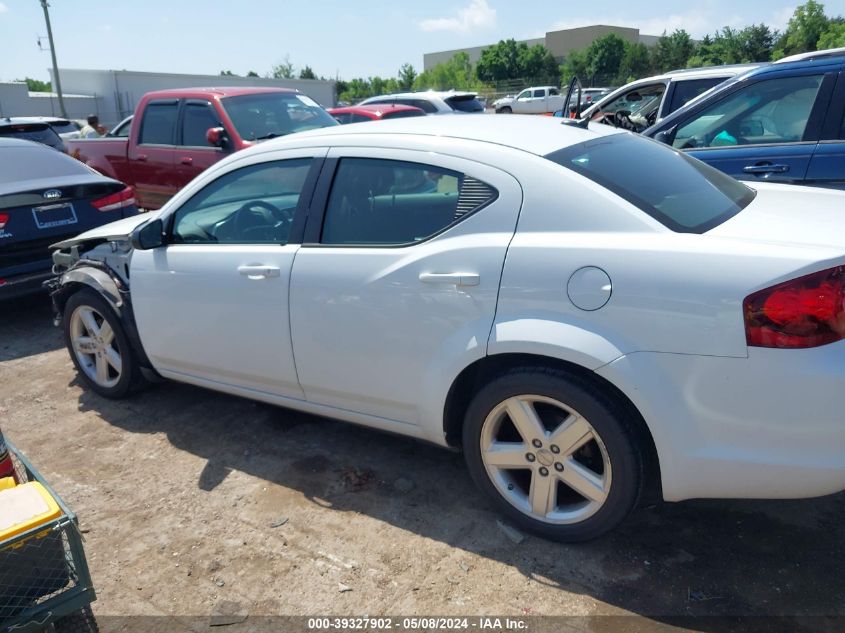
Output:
92 186 135 212
0 213 8 229
744 266 845 348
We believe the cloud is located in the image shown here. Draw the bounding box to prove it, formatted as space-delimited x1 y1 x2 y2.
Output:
0 3 8 13
420 0 496 33
549 7 756 39
769 6 796 32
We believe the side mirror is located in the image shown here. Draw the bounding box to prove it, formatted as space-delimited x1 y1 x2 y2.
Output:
131 218 164 251
206 127 228 148
654 125 678 145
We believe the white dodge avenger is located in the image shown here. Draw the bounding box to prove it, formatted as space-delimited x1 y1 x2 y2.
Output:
49 115 845 541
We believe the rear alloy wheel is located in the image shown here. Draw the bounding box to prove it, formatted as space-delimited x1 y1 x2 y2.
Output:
62 288 144 398
463 368 642 541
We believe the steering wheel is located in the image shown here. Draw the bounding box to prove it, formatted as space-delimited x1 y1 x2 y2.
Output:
233 200 291 241
594 112 619 128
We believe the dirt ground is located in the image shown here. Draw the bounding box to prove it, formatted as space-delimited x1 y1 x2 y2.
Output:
1 294 843 632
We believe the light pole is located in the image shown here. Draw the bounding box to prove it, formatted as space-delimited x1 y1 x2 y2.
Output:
39 0 67 118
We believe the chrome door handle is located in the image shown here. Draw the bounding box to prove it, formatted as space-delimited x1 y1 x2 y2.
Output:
419 272 480 286
238 265 280 279
743 163 789 174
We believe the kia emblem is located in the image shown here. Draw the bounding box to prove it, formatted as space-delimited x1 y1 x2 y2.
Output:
43 189 62 199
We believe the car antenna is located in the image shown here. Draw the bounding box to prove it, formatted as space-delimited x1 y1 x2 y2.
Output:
562 76 590 129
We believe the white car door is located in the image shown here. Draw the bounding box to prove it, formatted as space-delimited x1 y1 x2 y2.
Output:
531 88 547 114
289 148 522 424
130 149 326 398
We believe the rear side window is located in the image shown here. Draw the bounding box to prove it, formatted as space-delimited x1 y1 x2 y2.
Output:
321 158 497 245
545 134 755 233
667 78 724 114
139 101 178 145
181 102 220 147
382 109 425 120
445 95 484 112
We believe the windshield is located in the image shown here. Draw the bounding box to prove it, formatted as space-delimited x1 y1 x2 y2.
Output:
445 95 485 113
49 121 79 135
545 133 755 233
221 92 338 140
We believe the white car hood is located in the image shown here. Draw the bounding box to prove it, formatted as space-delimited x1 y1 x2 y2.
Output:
52 211 161 249
708 182 845 252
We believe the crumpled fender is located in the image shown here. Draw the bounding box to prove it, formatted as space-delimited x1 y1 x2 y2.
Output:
58 264 125 313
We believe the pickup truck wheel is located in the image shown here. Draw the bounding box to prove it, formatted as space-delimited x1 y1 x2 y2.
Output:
497 106 512 114
63 288 144 399
462 367 643 542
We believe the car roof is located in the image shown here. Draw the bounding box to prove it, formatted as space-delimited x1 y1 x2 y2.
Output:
265 113 622 156
0 137 45 148
328 104 424 117
142 86 299 99
0 116 70 126
773 47 845 64
365 90 477 100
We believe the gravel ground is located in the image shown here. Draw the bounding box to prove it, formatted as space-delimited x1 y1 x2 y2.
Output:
1 294 843 632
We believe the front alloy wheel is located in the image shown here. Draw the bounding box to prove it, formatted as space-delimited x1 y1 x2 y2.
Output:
70 305 122 389
463 368 643 541
62 288 144 398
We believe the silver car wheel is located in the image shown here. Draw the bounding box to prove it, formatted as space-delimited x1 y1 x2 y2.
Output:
480 395 612 524
69 305 122 389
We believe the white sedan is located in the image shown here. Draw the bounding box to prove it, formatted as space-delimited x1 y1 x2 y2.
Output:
49 116 845 541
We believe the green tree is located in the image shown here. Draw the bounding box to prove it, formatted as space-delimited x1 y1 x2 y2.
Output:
272 55 295 79
585 34 627 80
518 44 560 81
299 65 316 80
219 70 235 76
560 48 589 85
475 39 524 81
617 42 651 83
818 21 845 48
20 77 51 92
398 63 417 91
774 0 829 58
739 24 778 61
246 71 259 77
416 52 481 91
651 29 695 72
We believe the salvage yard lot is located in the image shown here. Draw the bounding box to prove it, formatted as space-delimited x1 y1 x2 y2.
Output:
1 295 843 630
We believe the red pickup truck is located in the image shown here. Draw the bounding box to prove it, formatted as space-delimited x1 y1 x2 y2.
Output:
66 87 338 209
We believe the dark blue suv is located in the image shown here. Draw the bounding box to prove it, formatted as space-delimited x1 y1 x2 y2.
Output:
644 49 845 189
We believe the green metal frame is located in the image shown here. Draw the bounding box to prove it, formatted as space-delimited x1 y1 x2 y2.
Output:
1 441 96 633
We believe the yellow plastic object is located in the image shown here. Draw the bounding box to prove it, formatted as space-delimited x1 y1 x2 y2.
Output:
0 481 62 542
0 477 15 491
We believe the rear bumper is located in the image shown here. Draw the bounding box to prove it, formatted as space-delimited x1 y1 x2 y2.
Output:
596 344 845 502
0 269 53 300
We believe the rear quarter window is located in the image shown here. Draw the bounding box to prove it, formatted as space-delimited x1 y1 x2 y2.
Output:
545 133 756 233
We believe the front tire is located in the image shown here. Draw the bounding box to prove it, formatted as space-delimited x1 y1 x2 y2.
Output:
497 106 512 114
62 288 145 399
463 367 643 542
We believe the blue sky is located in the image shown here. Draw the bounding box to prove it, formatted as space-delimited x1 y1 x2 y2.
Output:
1 0 844 83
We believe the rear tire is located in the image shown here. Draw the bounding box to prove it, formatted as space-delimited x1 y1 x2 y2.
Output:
62 288 145 399
463 366 643 542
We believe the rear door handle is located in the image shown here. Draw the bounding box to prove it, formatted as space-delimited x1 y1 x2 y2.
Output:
419 272 480 286
238 265 280 280
180 156 193 165
743 163 789 174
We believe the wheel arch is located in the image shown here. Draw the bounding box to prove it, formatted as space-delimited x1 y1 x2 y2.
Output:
442 352 663 503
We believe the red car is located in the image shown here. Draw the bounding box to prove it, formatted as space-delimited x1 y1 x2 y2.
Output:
66 87 338 209
328 104 425 124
